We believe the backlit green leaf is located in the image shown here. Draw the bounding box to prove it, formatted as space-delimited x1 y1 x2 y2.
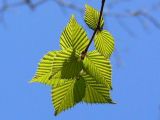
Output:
52 48 83 79
52 78 85 115
83 50 112 89
81 72 113 103
60 15 89 52
84 4 104 30
30 51 57 85
30 14 115 116
94 30 114 58
30 71 66 87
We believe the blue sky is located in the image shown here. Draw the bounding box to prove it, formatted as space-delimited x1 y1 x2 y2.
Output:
0 0 160 120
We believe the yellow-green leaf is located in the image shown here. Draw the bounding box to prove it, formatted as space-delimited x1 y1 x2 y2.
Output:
60 15 89 52
94 30 114 58
84 4 104 30
30 51 57 85
83 50 112 89
81 72 113 103
52 48 83 79
30 71 66 87
52 78 85 115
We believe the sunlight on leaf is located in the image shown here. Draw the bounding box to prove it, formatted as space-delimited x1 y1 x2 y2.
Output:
94 30 114 58
52 78 85 116
30 51 57 84
31 10 115 116
83 50 112 89
52 48 83 79
81 72 113 103
60 15 89 52
84 4 104 30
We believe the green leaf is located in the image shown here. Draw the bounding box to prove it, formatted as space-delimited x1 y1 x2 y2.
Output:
52 78 85 116
60 15 89 52
94 30 114 58
52 48 83 79
30 71 66 87
30 51 57 85
81 72 113 103
30 51 66 87
84 4 104 30
83 50 112 89
31 48 83 86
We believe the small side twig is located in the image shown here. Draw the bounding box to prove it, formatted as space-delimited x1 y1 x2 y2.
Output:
81 0 106 60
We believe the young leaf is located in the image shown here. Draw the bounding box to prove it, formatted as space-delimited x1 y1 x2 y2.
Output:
84 4 104 30
30 51 57 84
52 78 85 116
30 71 66 87
81 72 113 103
60 15 89 52
83 50 112 89
94 30 114 58
52 48 83 79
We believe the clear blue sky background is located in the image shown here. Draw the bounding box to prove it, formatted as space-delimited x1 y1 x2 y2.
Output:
0 0 160 120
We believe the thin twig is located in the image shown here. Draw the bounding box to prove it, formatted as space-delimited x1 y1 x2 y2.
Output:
81 0 106 60
53 0 83 13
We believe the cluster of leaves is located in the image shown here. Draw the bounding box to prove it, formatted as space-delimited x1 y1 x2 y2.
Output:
30 4 115 116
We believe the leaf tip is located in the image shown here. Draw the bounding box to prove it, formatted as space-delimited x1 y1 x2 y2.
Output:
111 101 117 104
70 14 76 20
69 14 78 24
85 4 89 8
54 111 59 116
29 80 34 84
29 78 38 84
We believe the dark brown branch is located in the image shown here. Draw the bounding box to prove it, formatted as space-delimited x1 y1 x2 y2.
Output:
81 0 106 60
